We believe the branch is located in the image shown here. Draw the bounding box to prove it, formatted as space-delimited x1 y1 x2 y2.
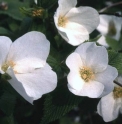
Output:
114 80 122 87
99 12 122 17
99 1 122 12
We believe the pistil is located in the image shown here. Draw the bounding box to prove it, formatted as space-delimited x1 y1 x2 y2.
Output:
80 67 94 82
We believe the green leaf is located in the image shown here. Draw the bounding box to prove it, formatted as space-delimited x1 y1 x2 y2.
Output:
41 78 83 124
60 117 81 124
39 0 57 9
0 0 30 20
1 73 11 80
106 36 122 50
47 55 68 78
18 17 33 36
0 114 14 124
108 50 122 74
0 91 16 115
0 81 17 116
0 27 11 35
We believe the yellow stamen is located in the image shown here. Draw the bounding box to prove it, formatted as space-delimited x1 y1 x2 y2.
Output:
79 67 94 82
58 16 67 27
1 61 17 73
1 63 9 72
113 87 122 99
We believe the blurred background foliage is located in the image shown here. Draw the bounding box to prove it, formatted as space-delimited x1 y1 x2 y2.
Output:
0 0 122 124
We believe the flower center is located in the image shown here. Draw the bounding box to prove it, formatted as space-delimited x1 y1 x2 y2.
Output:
80 67 94 82
113 87 122 99
2 61 16 72
108 21 116 36
58 16 67 27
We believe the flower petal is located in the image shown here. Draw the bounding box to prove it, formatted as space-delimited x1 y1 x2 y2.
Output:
58 29 89 46
7 63 57 104
0 36 12 73
66 6 100 33
66 52 83 71
55 0 77 17
54 20 89 46
75 42 108 72
97 15 122 40
75 80 104 98
95 65 118 97
58 21 89 35
97 35 109 48
97 15 110 35
115 75 122 85
97 93 120 122
58 30 69 42
85 45 108 73
67 32 89 46
6 67 33 103
75 42 95 61
7 31 50 73
67 71 85 91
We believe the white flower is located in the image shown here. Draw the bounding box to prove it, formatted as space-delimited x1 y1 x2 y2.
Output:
97 14 122 41
97 35 109 48
0 31 57 104
97 75 122 122
54 0 99 46
66 42 118 98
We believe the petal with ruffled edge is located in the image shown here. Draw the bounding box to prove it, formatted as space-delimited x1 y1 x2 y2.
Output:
75 42 95 62
55 0 77 17
75 42 108 72
70 80 104 98
97 35 109 48
66 52 83 71
66 6 99 33
6 67 34 103
0 36 12 73
97 15 110 35
7 31 50 73
7 64 57 104
85 45 108 73
67 32 89 46
97 15 122 40
58 21 89 35
54 16 89 46
58 29 89 46
113 16 122 40
97 92 121 122
95 65 118 97
67 71 85 91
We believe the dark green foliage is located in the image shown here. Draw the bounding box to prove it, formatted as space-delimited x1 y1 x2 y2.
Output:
41 78 83 124
0 91 16 115
0 0 30 20
0 114 14 124
106 36 122 50
108 50 122 74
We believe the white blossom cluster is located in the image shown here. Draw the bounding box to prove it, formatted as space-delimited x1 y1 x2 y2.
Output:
0 0 122 122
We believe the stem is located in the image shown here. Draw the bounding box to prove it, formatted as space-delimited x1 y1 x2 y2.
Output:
99 1 122 12
99 12 122 17
114 80 122 87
